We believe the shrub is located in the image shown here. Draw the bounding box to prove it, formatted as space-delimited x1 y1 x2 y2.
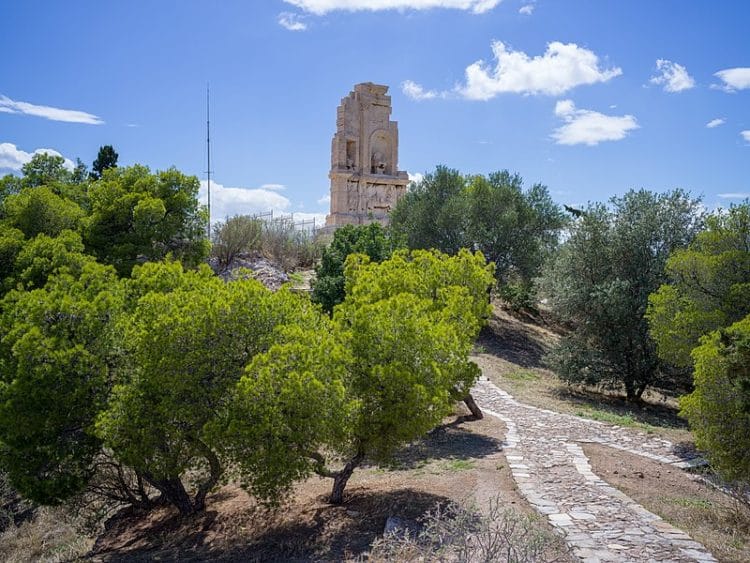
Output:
368 497 570 562
680 314 750 490
211 215 263 268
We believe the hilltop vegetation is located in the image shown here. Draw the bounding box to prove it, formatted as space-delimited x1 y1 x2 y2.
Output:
1 156 749 559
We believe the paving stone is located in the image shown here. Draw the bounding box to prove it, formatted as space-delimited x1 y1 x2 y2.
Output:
472 379 718 562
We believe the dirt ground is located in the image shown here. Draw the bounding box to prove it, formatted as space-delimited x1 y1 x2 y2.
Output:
585 443 750 563
89 410 560 562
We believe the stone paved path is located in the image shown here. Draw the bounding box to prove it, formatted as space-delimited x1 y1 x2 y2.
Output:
471 377 716 563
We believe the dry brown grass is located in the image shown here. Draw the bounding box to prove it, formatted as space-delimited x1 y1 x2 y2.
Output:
0 507 93 563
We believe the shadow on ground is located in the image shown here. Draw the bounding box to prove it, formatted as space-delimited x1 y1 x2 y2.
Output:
477 318 550 369
91 489 454 562
387 416 502 470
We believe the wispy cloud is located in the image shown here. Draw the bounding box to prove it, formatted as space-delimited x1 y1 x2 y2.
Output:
706 118 725 128
742 130 750 143
649 59 695 92
260 183 286 191
278 12 307 30
283 0 502 14
401 80 438 101
552 100 639 146
519 4 533 15
457 41 621 100
718 193 750 199
0 94 103 124
0 142 74 171
317 193 331 205
713 67 750 92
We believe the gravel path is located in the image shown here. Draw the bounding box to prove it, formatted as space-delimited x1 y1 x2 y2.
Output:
472 377 716 563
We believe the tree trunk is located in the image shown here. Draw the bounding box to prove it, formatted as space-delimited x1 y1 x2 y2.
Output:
143 474 195 516
463 393 483 419
193 443 223 512
329 452 364 505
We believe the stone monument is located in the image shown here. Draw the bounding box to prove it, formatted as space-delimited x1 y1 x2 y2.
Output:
325 83 409 229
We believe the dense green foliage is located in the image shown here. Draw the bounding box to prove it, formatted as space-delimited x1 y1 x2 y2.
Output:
224 249 494 504
540 189 703 399
680 315 750 483
648 203 750 368
84 166 209 274
311 222 393 314
90 145 119 180
0 263 122 504
390 166 566 304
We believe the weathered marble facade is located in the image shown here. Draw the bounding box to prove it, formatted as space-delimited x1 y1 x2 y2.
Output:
325 83 409 229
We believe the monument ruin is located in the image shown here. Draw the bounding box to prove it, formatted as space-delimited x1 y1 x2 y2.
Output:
325 83 409 229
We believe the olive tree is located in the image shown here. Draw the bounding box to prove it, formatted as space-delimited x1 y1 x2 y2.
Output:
540 189 704 400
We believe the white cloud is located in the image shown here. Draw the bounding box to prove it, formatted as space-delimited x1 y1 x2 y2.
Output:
649 59 695 92
458 41 622 100
0 94 103 124
317 193 331 205
408 172 424 183
742 130 750 143
706 118 725 128
714 67 750 92
284 0 501 14
401 80 438 101
718 192 750 199
552 100 639 146
260 183 286 191
199 180 292 223
278 12 307 30
0 142 74 172
519 4 533 15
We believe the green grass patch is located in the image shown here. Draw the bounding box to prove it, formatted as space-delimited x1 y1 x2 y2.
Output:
575 408 657 433
505 369 540 382
669 497 714 509
438 459 475 472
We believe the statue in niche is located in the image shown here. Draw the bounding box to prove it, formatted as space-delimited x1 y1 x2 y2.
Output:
371 151 387 174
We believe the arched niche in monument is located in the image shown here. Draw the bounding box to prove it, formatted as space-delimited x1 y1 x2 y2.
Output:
369 129 392 175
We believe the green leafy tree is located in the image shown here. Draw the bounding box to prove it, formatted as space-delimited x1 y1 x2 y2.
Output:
680 315 750 485
218 323 353 503
0 175 22 208
390 166 470 255
648 202 750 368
221 249 494 506
390 167 566 307
96 263 319 514
466 171 566 306
19 153 72 188
85 165 209 275
90 145 118 180
3 187 85 239
540 189 704 400
11 230 96 291
0 263 123 504
311 222 393 314
0 224 25 289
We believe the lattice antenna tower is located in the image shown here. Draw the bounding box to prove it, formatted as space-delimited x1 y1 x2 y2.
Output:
206 83 212 239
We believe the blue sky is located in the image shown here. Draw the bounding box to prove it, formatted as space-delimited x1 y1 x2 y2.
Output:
2 1 748 224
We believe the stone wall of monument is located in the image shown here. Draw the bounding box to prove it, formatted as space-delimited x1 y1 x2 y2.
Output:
325 83 409 229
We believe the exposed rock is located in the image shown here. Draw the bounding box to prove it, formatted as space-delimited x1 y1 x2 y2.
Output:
209 252 289 291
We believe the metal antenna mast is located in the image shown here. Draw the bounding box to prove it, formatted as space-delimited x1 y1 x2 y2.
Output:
206 83 212 239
